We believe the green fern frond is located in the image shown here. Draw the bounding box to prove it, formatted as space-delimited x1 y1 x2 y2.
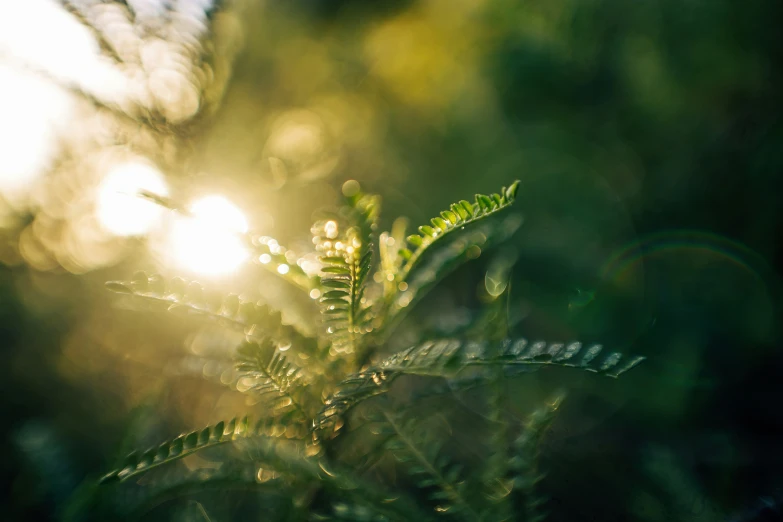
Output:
343 184 380 259
105 271 316 352
376 214 523 345
378 338 645 378
125 463 276 520
375 409 479 521
510 394 564 522
481 350 513 520
100 416 297 484
395 181 519 286
315 339 643 430
235 340 311 418
97 178 647 522
314 187 378 357
310 461 434 522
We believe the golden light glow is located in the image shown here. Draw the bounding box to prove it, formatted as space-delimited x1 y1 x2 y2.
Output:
169 195 249 275
0 0 136 115
0 63 75 202
97 162 169 236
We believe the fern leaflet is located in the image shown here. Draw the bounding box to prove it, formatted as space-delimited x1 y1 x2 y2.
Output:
315 187 378 357
510 394 564 522
315 338 643 430
376 214 523 346
100 416 300 484
376 409 479 521
105 271 317 353
396 181 519 285
235 340 311 418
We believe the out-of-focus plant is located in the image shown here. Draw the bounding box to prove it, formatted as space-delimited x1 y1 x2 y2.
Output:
86 180 644 521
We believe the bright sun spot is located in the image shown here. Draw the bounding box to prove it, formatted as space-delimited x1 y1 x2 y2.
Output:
0 63 75 203
169 195 249 275
97 162 168 236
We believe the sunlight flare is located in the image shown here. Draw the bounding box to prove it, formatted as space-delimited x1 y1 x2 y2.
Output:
169 195 249 275
97 162 169 236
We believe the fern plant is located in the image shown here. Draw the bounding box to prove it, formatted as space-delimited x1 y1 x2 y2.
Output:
90 180 645 521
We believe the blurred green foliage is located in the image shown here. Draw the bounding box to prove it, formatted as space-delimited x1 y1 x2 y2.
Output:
1 0 781 521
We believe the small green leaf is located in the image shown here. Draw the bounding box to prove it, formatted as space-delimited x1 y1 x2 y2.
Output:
399 248 412 261
407 235 423 248
430 217 447 231
322 307 348 315
322 266 350 274
320 298 349 306
506 180 520 200
105 281 132 294
418 225 436 237
459 200 475 217
476 194 493 212
441 210 458 224
452 203 469 221
322 279 351 289
322 290 349 298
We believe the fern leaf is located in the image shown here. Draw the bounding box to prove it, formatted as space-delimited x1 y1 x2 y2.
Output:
379 338 645 378
510 394 564 522
105 271 317 354
375 214 523 346
314 338 643 430
481 352 513 520
376 409 480 522
395 181 519 285
314 187 379 357
235 340 310 418
125 463 277 520
343 183 380 261
99 416 297 484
